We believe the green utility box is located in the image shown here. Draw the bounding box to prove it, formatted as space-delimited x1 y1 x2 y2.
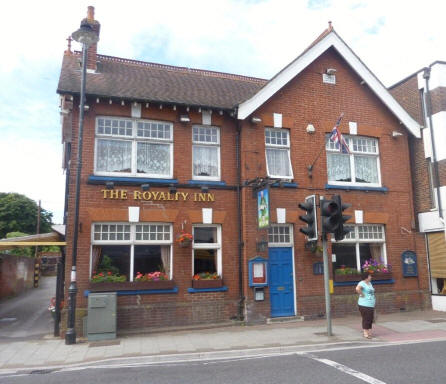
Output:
87 292 117 341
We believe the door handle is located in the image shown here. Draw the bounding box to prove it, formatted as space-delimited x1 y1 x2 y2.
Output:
277 286 285 291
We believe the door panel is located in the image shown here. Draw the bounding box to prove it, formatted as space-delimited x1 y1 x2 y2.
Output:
269 247 294 317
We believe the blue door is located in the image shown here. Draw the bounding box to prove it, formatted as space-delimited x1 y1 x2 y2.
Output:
269 247 294 317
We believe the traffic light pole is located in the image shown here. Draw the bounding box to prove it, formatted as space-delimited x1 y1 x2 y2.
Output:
322 233 332 336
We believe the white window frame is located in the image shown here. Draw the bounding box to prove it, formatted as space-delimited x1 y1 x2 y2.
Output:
267 224 293 247
90 222 173 281
326 135 382 187
192 224 222 276
192 125 221 181
265 128 293 179
94 116 174 178
332 224 387 272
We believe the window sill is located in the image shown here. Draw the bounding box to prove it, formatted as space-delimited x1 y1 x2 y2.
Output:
84 287 178 296
325 184 388 192
333 279 394 286
87 280 176 292
271 181 298 188
187 286 228 293
88 175 178 186
187 180 227 186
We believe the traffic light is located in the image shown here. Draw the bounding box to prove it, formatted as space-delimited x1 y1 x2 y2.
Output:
298 195 318 241
333 195 352 241
320 194 351 241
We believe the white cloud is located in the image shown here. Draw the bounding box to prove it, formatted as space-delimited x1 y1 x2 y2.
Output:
0 0 445 224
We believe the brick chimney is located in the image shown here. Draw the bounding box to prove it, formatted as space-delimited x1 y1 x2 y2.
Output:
82 6 100 71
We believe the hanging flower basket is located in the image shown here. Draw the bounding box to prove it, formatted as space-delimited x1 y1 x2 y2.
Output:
176 231 193 248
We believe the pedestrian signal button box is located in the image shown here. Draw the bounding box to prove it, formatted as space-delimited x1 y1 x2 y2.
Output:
87 292 117 341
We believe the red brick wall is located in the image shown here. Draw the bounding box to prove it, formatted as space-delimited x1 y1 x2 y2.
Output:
0 254 35 299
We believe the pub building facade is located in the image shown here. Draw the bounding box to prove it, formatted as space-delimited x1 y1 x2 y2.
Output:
58 7 430 336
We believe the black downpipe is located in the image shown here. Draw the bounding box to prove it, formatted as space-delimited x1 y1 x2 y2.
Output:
423 67 444 219
236 118 245 320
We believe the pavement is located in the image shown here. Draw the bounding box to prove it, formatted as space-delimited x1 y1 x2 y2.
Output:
1 309 446 374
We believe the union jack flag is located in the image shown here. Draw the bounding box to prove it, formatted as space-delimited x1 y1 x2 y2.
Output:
329 113 350 154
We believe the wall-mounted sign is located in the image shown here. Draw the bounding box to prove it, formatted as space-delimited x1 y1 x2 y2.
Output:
257 187 270 229
401 250 418 277
101 189 215 202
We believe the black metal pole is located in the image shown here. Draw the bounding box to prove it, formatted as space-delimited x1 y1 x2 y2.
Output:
65 44 87 345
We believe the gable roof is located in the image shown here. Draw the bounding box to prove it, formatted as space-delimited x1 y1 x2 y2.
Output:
57 53 266 110
237 28 421 138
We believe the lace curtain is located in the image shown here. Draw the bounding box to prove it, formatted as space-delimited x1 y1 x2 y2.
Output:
327 153 351 182
161 246 170 277
137 142 170 175
96 139 131 172
355 155 378 183
193 146 218 177
91 246 102 276
266 148 291 177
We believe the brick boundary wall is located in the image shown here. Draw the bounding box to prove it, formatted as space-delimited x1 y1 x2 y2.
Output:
0 253 35 300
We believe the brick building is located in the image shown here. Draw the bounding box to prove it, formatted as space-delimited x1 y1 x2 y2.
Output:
390 62 446 311
57 7 430 336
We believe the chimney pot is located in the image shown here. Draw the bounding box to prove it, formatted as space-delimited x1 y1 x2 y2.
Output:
87 6 95 21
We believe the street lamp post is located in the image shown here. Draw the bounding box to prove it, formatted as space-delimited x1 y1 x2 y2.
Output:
65 20 99 345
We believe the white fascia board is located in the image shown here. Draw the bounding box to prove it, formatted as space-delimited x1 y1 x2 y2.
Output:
238 32 421 138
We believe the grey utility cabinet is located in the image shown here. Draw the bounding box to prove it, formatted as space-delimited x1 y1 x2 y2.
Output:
87 292 117 341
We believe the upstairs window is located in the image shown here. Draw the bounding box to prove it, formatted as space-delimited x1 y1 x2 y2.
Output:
192 125 220 180
265 128 293 179
95 117 173 178
326 135 381 186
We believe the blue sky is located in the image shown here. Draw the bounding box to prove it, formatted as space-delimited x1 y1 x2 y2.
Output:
0 0 444 224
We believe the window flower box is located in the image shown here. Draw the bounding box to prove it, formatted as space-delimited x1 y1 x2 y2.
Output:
191 279 223 289
334 274 361 282
88 280 176 292
192 272 223 289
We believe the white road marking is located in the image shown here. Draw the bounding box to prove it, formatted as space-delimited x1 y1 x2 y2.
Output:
305 354 387 384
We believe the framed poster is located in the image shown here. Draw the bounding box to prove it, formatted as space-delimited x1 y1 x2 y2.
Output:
257 187 270 229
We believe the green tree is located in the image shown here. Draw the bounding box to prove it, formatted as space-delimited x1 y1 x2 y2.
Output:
0 193 53 239
6 231 34 257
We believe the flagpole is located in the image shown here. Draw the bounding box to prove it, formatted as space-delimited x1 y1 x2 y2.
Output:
307 113 345 174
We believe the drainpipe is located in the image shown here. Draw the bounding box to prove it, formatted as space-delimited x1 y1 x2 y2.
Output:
423 67 444 222
236 114 245 321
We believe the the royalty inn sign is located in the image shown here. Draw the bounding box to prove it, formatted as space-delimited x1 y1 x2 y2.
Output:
101 189 215 202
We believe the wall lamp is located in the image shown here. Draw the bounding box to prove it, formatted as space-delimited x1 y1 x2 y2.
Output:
326 68 336 75
169 184 177 194
105 181 114 190
180 114 191 123
392 131 403 138
251 116 262 124
141 183 150 191
306 124 315 134
201 185 209 193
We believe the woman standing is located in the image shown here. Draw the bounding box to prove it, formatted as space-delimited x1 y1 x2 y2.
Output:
356 271 375 339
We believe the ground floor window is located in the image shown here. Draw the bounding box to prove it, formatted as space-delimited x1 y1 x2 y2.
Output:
91 223 172 281
332 224 386 272
192 225 221 277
